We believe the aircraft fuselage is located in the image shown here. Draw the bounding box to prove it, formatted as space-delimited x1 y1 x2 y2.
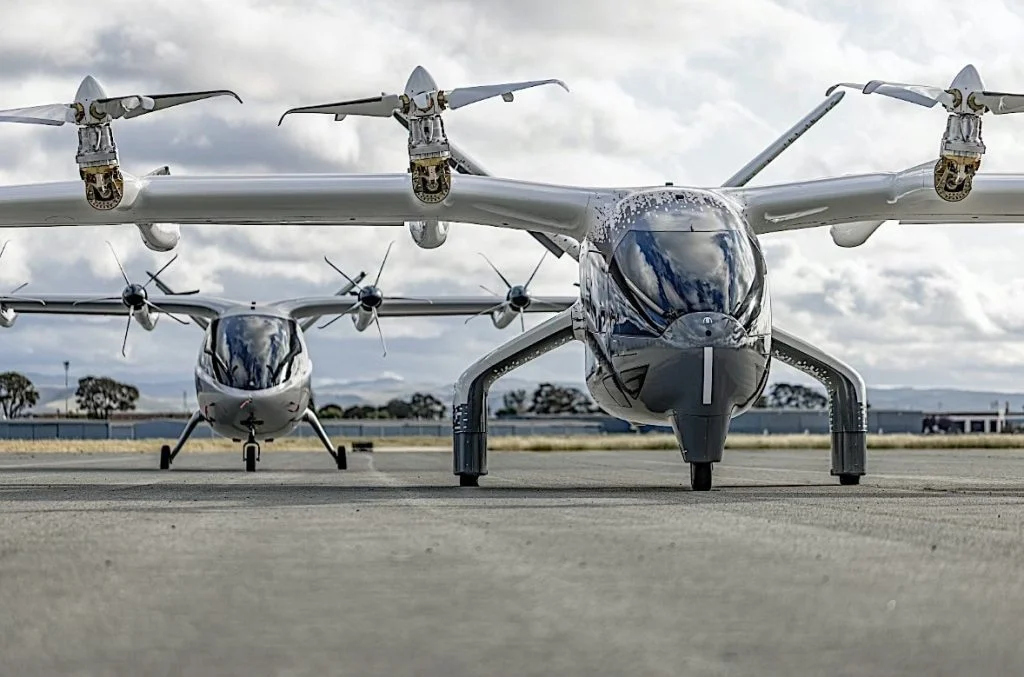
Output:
577 187 772 463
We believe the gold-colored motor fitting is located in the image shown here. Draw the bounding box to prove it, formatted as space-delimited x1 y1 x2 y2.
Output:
80 165 125 210
410 157 451 204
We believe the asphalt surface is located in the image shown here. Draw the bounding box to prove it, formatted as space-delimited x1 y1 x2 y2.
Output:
2 447 1024 676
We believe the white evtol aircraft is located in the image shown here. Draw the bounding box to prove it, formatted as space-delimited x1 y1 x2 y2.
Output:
0 64 1023 489
0 242 575 471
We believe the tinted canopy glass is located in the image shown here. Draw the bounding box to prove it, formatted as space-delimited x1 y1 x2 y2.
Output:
611 229 762 329
209 315 301 391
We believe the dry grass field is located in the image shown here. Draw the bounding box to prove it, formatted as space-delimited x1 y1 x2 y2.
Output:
1 433 1022 454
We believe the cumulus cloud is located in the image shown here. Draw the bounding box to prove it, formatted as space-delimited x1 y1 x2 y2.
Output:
0 0 1022 399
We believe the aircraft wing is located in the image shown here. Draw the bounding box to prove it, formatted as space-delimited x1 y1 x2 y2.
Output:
0 173 612 241
727 162 1024 236
275 295 579 320
0 294 232 319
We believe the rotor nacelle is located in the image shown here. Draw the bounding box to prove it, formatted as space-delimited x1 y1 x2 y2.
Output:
0 75 241 211
278 66 567 204
827 64 1024 202
407 219 450 249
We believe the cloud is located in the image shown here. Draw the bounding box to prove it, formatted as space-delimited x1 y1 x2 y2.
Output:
0 0 1022 403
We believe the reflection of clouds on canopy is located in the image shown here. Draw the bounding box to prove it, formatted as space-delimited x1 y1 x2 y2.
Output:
613 229 757 329
216 315 294 390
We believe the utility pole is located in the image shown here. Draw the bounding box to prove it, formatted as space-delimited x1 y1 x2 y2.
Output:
63 361 70 417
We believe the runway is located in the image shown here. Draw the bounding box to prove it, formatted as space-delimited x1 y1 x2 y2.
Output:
2 447 1024 676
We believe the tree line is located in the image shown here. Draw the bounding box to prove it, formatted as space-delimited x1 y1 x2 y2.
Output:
0 372 138 419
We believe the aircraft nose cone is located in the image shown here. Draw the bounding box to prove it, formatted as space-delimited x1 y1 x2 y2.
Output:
75 74 107 102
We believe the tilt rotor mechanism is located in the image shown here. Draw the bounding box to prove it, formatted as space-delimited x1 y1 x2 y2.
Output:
827 64 1024 202
73 242 191 356
317 241 433 357
0 75 241 210
467 251 559 332
278 65 568 204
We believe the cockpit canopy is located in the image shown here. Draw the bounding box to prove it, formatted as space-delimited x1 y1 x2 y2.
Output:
609 196 764 331
204 315 303 391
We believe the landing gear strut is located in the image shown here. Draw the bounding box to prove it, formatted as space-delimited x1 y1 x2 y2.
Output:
159 410 205 470
302 408 347 470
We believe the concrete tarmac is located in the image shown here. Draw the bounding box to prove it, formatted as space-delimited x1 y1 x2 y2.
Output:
2 447 1024 676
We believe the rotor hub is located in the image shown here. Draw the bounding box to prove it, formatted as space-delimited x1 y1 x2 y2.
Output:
359 286 383 309
122 283 147 309
508 285 530 310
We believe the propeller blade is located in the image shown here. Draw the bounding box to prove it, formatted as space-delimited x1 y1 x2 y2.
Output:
479 285 500 297
142 254 179 290
825 81 953 108
72 296 120 306
317 301 361 330
520 312 525 333
278 94 402 125
120 314 132 358
0 102 76 126
444 79 569 110
524 251 548 289
479 253 512 289
3 283 46 306
145 300 190 325
8 281 25 294
105 241 132 286
373 241 394 288
372 308 387 358
0 241 9 262
91 95 156 120
123 89 242 119
974 91 1024 114
323 256 363 291
463 302 508 324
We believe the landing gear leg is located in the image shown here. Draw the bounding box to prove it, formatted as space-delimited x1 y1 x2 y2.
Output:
243 430 260 472
771 325 868 486
302 408 346 470
453 306 578 487
161 410 205 470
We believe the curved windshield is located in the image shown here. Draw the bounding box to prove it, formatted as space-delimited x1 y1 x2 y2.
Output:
208 315 301 391
611 229 762 330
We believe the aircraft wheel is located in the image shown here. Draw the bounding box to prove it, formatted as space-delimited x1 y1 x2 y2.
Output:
839 473 860 486
690 462 713 491
244 443 258 472
159 444 171 470
336 445 347 470
459 474 480 487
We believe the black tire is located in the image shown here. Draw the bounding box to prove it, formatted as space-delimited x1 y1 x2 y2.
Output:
459 474 479 487
839 473 860 486
690 462 713 491
245 445 257 472
159 445 171 470
336 445 347 470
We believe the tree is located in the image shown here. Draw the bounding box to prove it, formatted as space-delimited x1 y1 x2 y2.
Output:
383 398 413 419
75 376 139 419
317 404 345 419
342 405 378 419
496 388 529 417
408 392 446 420
765 383 828 410
529 383 599 415
0 372 38 419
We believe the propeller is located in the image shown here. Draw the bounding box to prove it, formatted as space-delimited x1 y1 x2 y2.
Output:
826 64 1024 201
466 251 560 332
0 75 242 126
143 268 200 296
75 242 190 357
0 241 45 307
278 66 567 204
278 65 567 124
826 64 1024 114
317 241 432 357
0 75 242 211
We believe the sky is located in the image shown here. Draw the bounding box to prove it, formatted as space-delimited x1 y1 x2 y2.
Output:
1 0 1024 400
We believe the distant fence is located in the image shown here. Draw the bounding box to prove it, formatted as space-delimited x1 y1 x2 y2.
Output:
0 408 927 440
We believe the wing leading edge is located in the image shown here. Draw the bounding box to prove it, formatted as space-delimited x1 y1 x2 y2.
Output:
274 296 579 320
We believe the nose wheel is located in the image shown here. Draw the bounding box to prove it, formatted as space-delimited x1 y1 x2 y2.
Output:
690 462 713 491
243 434 260 472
